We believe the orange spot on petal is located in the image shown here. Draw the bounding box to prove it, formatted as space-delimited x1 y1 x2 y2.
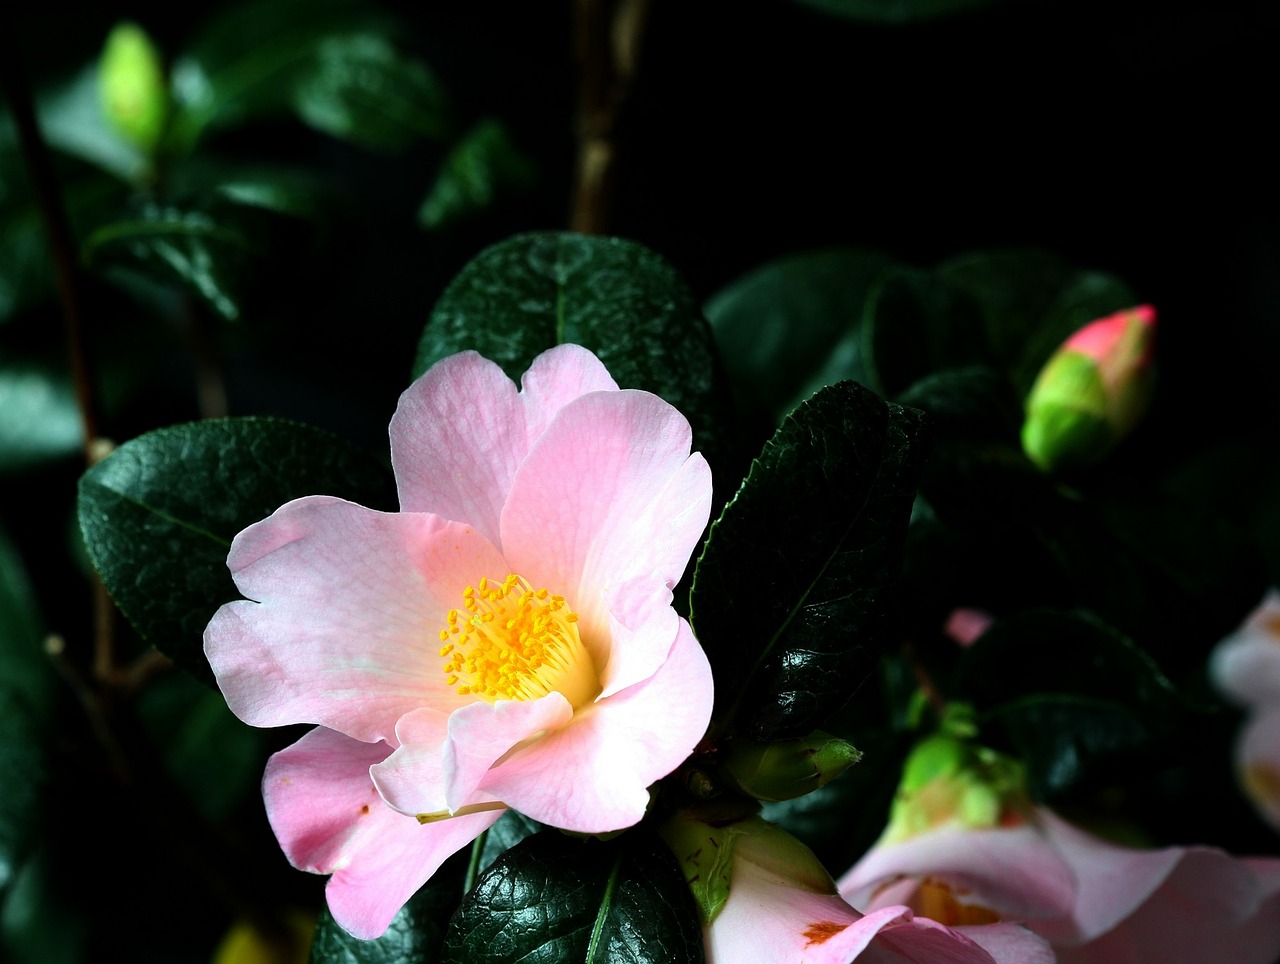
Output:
802 921 847 946
360 804 370 815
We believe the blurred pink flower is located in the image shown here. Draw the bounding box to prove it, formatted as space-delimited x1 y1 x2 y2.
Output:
204 345 714 937
839 806 1280 964
702 818 1052 964
943 608 994 648
1213 588 1280 831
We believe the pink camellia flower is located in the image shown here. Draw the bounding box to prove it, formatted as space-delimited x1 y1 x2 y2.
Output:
204 345 714 938
1212 588 1280 830
839 806 1280 964
698 817 1053 963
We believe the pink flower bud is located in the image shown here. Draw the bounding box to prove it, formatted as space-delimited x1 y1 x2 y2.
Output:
1021 305 1156 472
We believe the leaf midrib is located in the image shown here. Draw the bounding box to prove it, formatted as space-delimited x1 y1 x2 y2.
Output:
83 478 233 550
721 408 893 729
584 849 624 963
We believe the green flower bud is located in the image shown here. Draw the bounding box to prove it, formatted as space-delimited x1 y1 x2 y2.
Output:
658 803 756 926
722 731 861 802
660 807 834 928
882 732 1028 845
1022 305 1156 472
99 22 169 153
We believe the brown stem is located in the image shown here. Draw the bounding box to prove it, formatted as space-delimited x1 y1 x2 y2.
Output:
45 635 132 784
180 296 229 419
570 0 653 234
0 19 123 685
0 18 102 458
903 638 948 718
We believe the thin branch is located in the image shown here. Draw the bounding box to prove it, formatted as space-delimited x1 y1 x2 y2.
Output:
570 0 653 234
903 637 948 719
0 18 102 458
0 19 123 684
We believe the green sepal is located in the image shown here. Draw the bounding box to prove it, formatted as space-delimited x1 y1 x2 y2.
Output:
721 731 861 803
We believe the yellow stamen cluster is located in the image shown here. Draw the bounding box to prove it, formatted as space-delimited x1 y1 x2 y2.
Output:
438 574 598 706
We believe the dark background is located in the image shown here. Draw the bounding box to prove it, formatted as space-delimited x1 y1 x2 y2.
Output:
11 0 1279 441
3 1 1278 960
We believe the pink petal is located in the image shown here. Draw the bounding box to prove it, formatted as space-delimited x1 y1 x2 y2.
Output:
204 496 505 743
1211 589 1280 707
366 706 453 817
1052 847 1280 964
951 925 1057 964
702 846 865 964
476 618 712 832
443 695 574 813
839 821 1076 925
390 351 527 547
853 912 1004 964
263 726 500 940
1231 858 1280 962
1238 709 1280 829
520 344 619 443
499 389 712 654
1034 810 1185 943
708 853 995 964
597 575 681 698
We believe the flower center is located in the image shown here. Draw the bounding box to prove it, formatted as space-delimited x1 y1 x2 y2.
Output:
438 573 599 707
910 877 1001 927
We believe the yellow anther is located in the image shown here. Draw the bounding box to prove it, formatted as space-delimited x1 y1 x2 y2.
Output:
436 573 599 708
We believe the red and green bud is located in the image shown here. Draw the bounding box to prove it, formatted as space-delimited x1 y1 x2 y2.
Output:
99 22 169 153
721 730 861 802
1021 304 1156 472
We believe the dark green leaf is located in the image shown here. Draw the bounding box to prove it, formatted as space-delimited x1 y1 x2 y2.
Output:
0 361 82 474
936 249 1081 369
0 522 52 717
81 200 262 321
471 810 543 887
443 830 704 964
792 0 1011 23
0 694 45 895
418 119 537 231
0 144 130 321
691 381 930 740
135 672 265 823
163 159 343 224
704 247 894 425
937 250 1137 395
414 232 732 489
77 418 396 682
0 522 49 892
33 64 150 183
168 0 449 152
1010 270 1138 394
761 650 918 870
954 609 1191 797
1084 492 1267 668
0 845 87 964
862 268 988 398
309 854 467 964
293 33 450 153
898 367 1050 529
